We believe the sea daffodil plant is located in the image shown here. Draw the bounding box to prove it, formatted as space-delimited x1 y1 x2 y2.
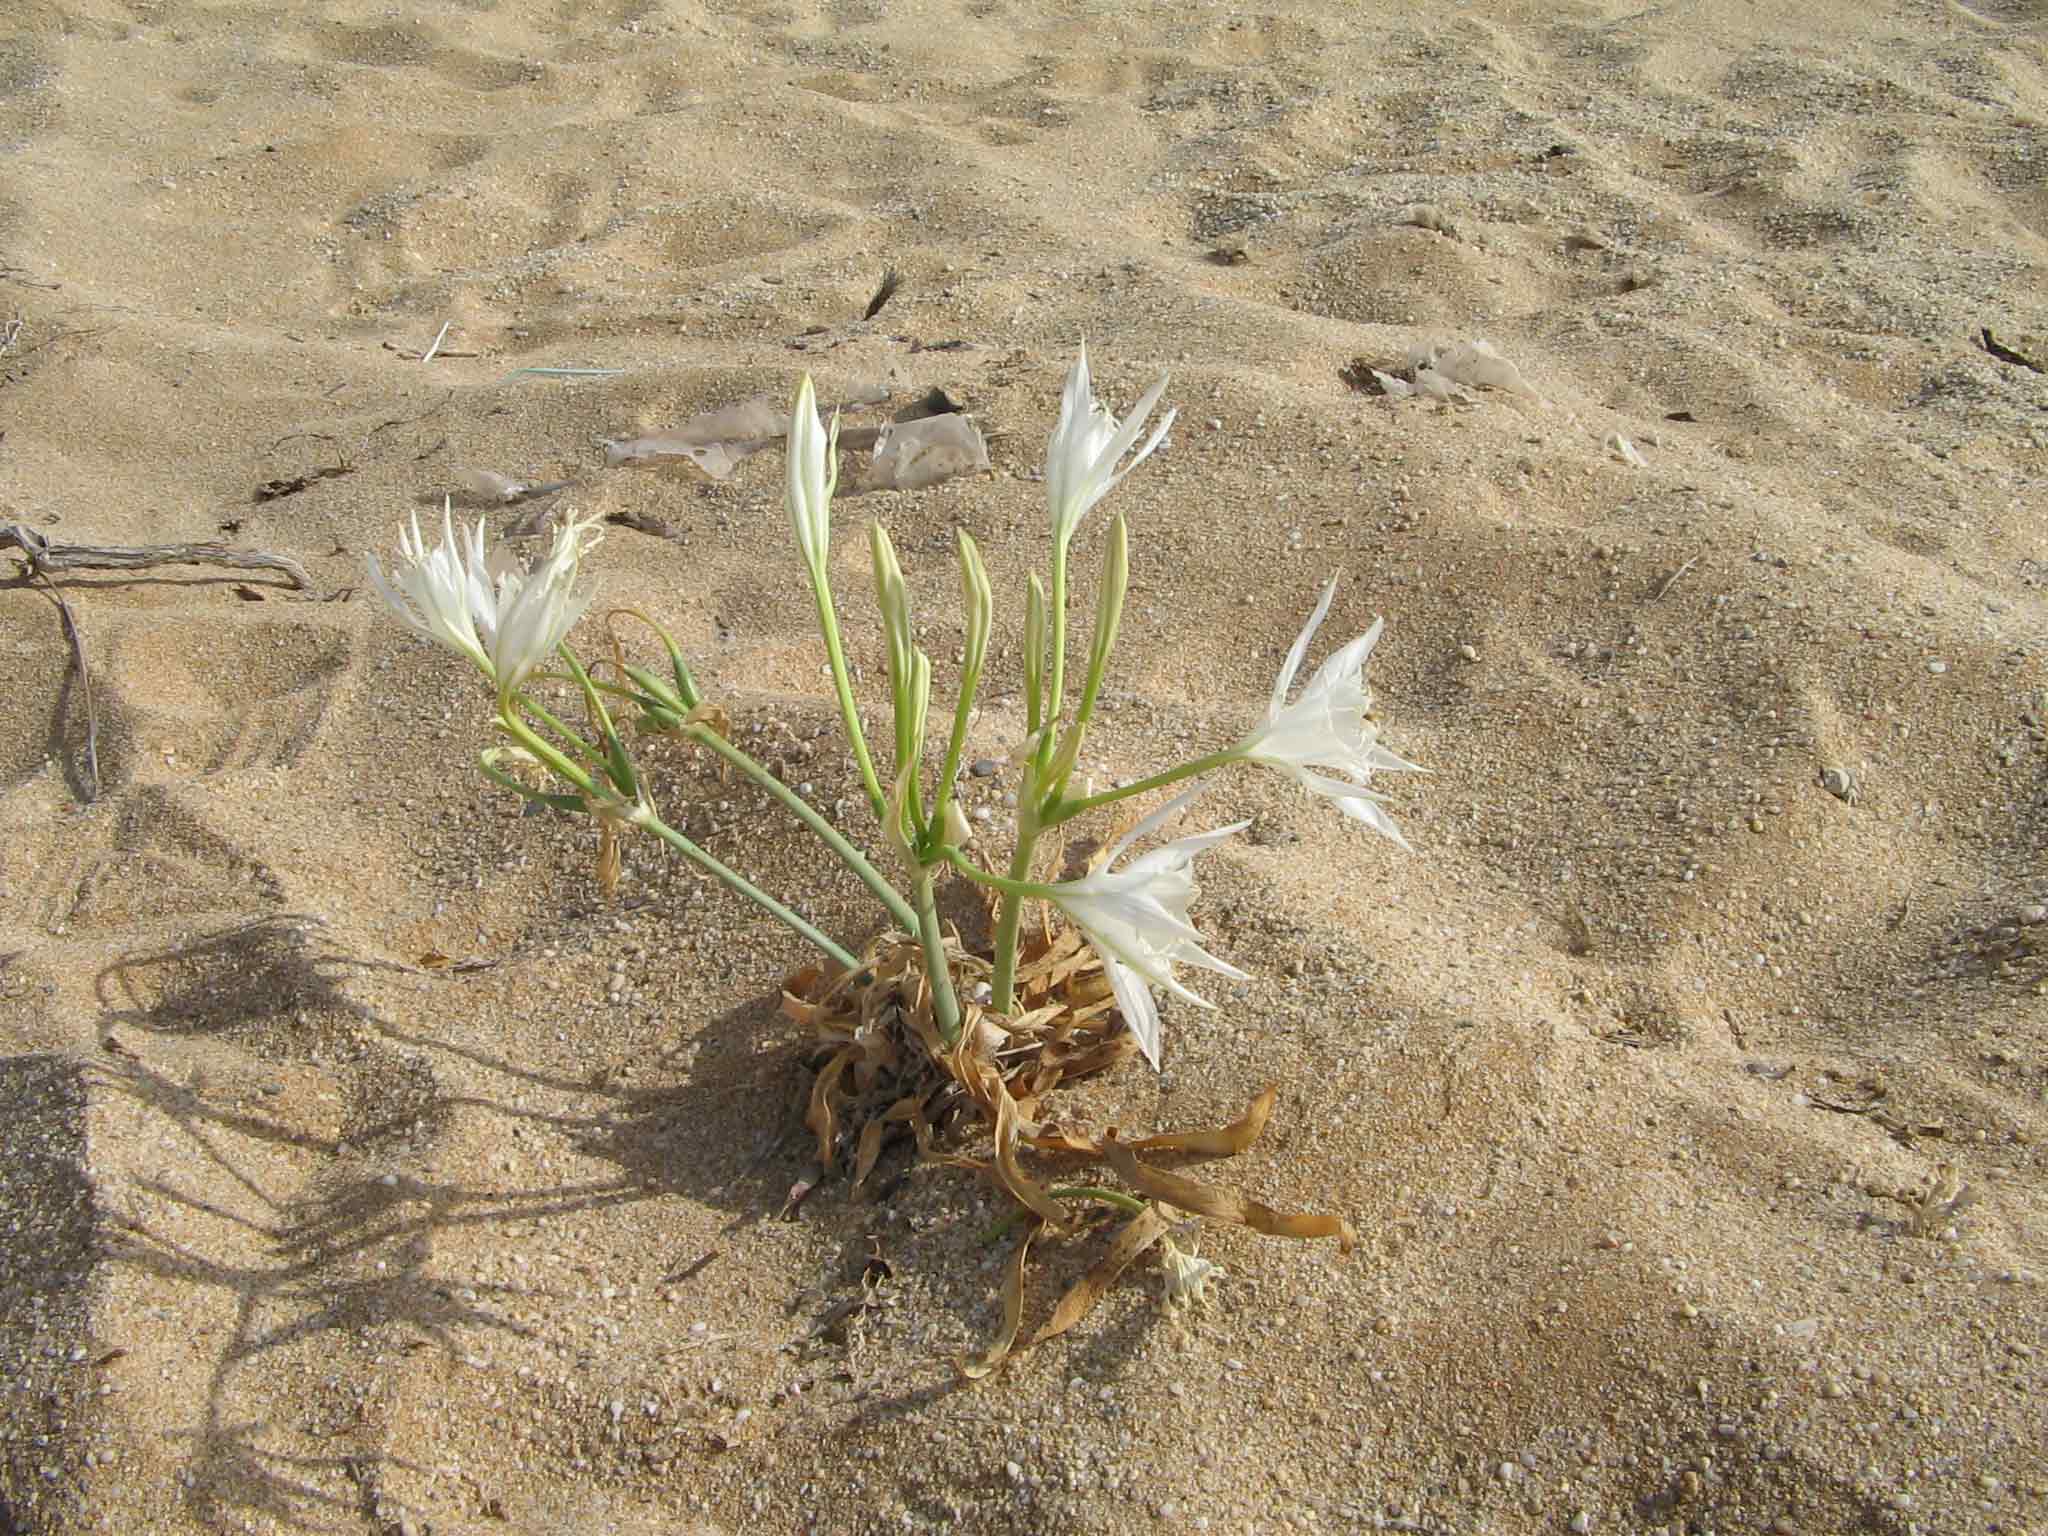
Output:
368 345 1420 1352
367 345 1419 1065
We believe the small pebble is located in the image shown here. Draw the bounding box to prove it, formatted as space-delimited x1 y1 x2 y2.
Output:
969 758 998 778
1570 1514 1593 1535
1927 659 1948 674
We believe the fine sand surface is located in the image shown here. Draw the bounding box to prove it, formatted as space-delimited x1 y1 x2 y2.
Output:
3 0 2046 1532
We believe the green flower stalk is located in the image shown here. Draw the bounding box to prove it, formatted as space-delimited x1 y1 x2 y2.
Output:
787 375 885 824
1043 510 1128 803
931 529 993 840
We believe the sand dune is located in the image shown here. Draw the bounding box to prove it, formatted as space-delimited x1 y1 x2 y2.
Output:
2 0 2044 1531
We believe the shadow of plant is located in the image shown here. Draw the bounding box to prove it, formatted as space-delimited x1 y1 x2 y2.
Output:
94 913 396 1041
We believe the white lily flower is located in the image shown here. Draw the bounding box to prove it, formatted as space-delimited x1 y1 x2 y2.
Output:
368 502 602 704
1045 343 1175 552
785 374 837 573
487 510 604 700
1159 1225 1224 1309
366 503 496 674
1235 576 1422 850
1041 789 1248 1070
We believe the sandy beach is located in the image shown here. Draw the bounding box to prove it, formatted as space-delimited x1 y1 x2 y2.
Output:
2 0 2045 1531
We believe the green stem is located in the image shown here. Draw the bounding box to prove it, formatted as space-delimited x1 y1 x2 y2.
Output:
912 871 963 1045
514 695 601 763
684 724 918 933
496 711 599 796
943 846 1036 898
810 570 887 826
1043 748 1240 829
639 813 857 971
981 1186 1148 1245
987 826 1038 1014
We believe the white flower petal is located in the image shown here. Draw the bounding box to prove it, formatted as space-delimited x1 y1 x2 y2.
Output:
1042 799 1245 1070
1270 575 1337 715
1294 769 1413 850
1104 784 1208 865
1100 953 1163 1070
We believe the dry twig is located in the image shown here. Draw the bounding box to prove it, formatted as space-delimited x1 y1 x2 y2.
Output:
2 522 312 590
1652 555 1699 601
26 567 99 802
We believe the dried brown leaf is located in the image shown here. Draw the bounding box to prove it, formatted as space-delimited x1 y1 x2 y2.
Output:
851 1119 887 1190
1102 1137 1356 1252
1126 1085 1277 1157
993 1085 1070 1229
806 1048 854 1169
1027 1205 1170 1348
959 1223 1035 1380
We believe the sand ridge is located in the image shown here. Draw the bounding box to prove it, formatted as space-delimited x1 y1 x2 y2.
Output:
2 0 2045 1532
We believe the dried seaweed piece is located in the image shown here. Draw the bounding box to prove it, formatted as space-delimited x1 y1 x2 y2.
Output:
860 414 990 492
1980 328 2044 374
256 464 354 501
1340 358 1412 396
1397 203 1461 240
605 507 683 541
1412 367 1473 404
457 469 575 506
604 398 787 476
1417 339 1543 401
1101 1135 1356 1252
605 388 893 476
864 268 902 321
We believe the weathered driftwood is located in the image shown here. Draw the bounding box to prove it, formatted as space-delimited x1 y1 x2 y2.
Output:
1 522 312 590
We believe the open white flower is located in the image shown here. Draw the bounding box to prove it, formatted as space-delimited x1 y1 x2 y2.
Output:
366 503 495 674
1041 789 1248 1070
368 502 602 704
1234 576 1421 849
1045 343 1175 552
785 373 836 573
487 510 603 700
